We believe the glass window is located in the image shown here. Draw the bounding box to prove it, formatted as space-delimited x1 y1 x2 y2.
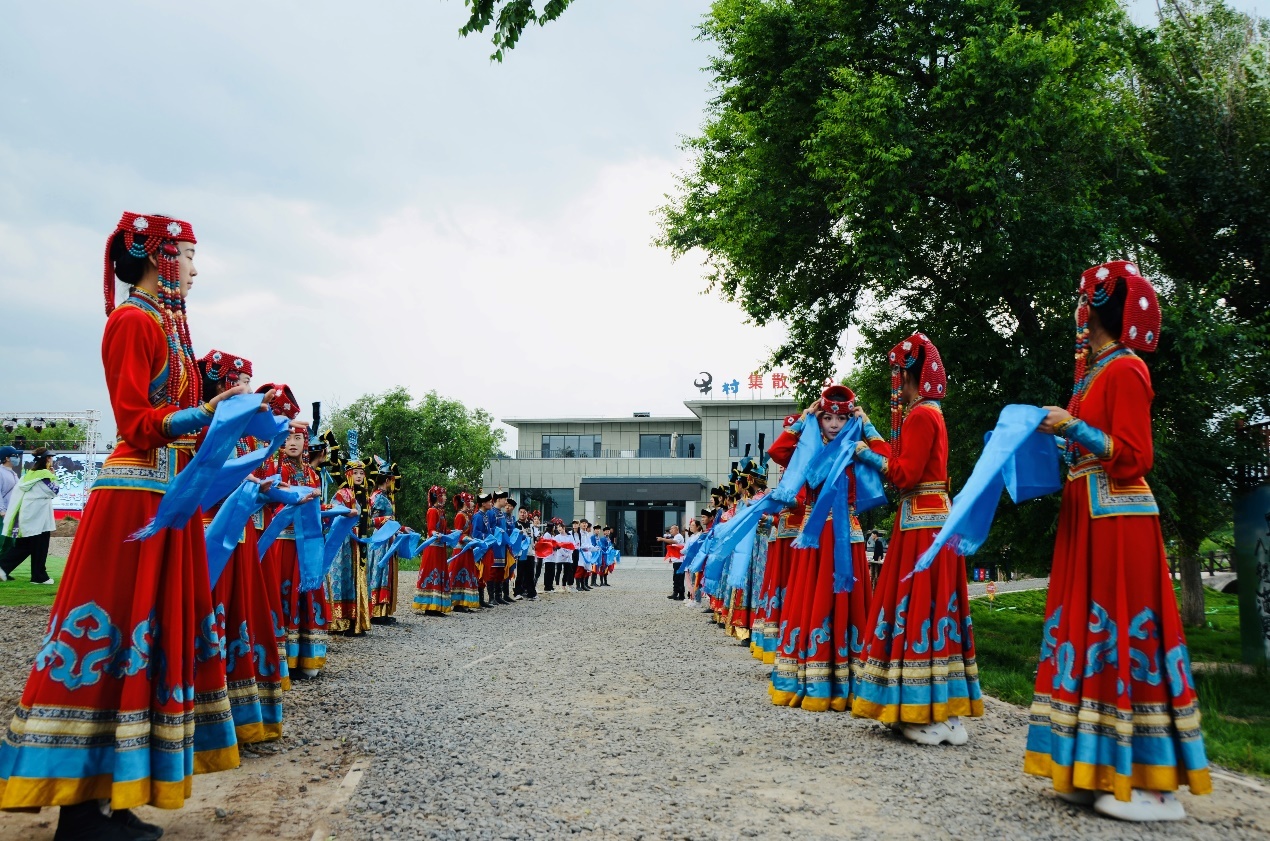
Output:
677 434 701 459
728 419 780 459
513 488 574 523
638 434 671 458
540 435 600 458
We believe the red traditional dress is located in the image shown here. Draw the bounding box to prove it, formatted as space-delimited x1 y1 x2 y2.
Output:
768 386 885 713
750 499 803 664
1026 263 1209 802
448 503 481 611
204 438 284 744
259 452 330 674
0 260 238 808
413 498 453 615
853 334 983 725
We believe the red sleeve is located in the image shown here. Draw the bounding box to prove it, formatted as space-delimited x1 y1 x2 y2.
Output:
1101 358 1155 480
102 306 183 451
888 406 936 490
767 429 800 468
427 508 441 532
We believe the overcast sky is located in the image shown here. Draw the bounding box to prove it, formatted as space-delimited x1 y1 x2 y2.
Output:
1 0 1263 451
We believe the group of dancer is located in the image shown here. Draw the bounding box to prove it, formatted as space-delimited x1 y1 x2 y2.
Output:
410 491 621 615
0 212 614 841
677 260 1212 823
0 211 1215 836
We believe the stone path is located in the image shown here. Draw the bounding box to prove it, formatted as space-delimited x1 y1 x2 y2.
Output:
0 569 1266 840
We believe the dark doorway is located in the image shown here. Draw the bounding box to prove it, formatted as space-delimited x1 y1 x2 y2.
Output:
606 501 685 557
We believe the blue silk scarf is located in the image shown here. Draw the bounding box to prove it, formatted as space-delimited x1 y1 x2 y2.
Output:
914 404 1060 574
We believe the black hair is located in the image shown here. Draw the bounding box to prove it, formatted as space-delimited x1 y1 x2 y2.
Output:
1091 277 1128 340
904 346 926 390
30 448 52 469
108 229 155 285
197 359 227 400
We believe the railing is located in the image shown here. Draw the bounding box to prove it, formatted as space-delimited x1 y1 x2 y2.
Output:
1168 552 1235 578
497 449 701 460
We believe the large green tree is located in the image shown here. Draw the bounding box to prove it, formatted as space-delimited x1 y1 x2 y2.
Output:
658 0 1141 569
327 388 504 529
1129 0 1270 623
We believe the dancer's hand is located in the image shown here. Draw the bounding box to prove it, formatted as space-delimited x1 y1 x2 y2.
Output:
208 383 252 408
1038 406 1073 435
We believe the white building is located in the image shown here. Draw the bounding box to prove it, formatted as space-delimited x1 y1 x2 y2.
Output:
481 398 798 556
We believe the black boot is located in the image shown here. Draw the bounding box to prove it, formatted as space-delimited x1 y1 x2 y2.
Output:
111 809 164 841
55 802 146 841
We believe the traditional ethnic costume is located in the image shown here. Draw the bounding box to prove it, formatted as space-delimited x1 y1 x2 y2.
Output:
413 487 453 615
448 494 481 611
366 465 401 621
852 333 983 742
768 386 880 712
326 445 372 636
752 427 798 663
198 352 283 744
257 389 330 677
1025 261 1209 818
0 214 237 829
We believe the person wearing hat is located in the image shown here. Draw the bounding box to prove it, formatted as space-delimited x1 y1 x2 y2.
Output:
327 453 373 636
0 447 59 585
447 493 482 611
0 445 20 519
367 460 404 622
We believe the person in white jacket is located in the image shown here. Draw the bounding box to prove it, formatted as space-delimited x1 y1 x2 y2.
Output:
0 447 60 584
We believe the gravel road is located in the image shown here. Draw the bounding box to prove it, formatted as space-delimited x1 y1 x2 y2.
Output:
1 568 1266 840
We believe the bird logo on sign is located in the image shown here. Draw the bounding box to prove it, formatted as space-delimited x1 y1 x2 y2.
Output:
694 372 713 396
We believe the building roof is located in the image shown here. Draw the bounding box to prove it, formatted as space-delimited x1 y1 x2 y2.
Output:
501 398 800 428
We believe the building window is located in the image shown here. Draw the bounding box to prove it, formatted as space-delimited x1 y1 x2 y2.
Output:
541 434 600 458
729 419 781 459
512 488 574 524
638 434 671 458
677 434 701 459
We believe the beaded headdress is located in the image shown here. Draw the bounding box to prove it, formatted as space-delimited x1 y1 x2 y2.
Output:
429 485 446 505
256 383 300 420
199 349 252 386
1068 260 1161 421
888 332 946 450
819 384 856 416
105 212 198 407
453 491 474 511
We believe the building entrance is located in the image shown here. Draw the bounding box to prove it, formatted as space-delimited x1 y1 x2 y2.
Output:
606 501 685 558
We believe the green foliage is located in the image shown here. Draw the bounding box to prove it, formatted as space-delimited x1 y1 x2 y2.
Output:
972 585 1270 777
327 388 504 530
0 422 88 452
459 0 576 61
659 0 1270 580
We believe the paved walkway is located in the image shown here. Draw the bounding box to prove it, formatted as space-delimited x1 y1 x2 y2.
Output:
0 569 1265 840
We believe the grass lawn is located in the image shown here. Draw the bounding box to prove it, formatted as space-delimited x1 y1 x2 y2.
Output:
972 585 1270 778
0 556 67 607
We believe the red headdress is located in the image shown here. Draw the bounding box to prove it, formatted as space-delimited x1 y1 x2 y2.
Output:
199 349 252 386
453 491 474 511
888 332 946 450
256 383 300 420
1068 260 1161 420
429 485 447 505
818 384 856 416
104 212 199 407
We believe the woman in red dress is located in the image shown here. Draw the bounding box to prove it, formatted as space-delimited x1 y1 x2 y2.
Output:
0 213 243 839
767 385 886 712
413 486 453 615
1029 261 1210 821
256 388 330 679
852 333 983 744
448 493 481 611
197 351 284 744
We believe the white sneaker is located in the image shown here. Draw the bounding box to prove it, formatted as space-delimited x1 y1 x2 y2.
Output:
899 720 967 746
1094 790 1186 822
299 668 320 679
1056 790 1097 806
944 716 970 745
35 578 54 585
